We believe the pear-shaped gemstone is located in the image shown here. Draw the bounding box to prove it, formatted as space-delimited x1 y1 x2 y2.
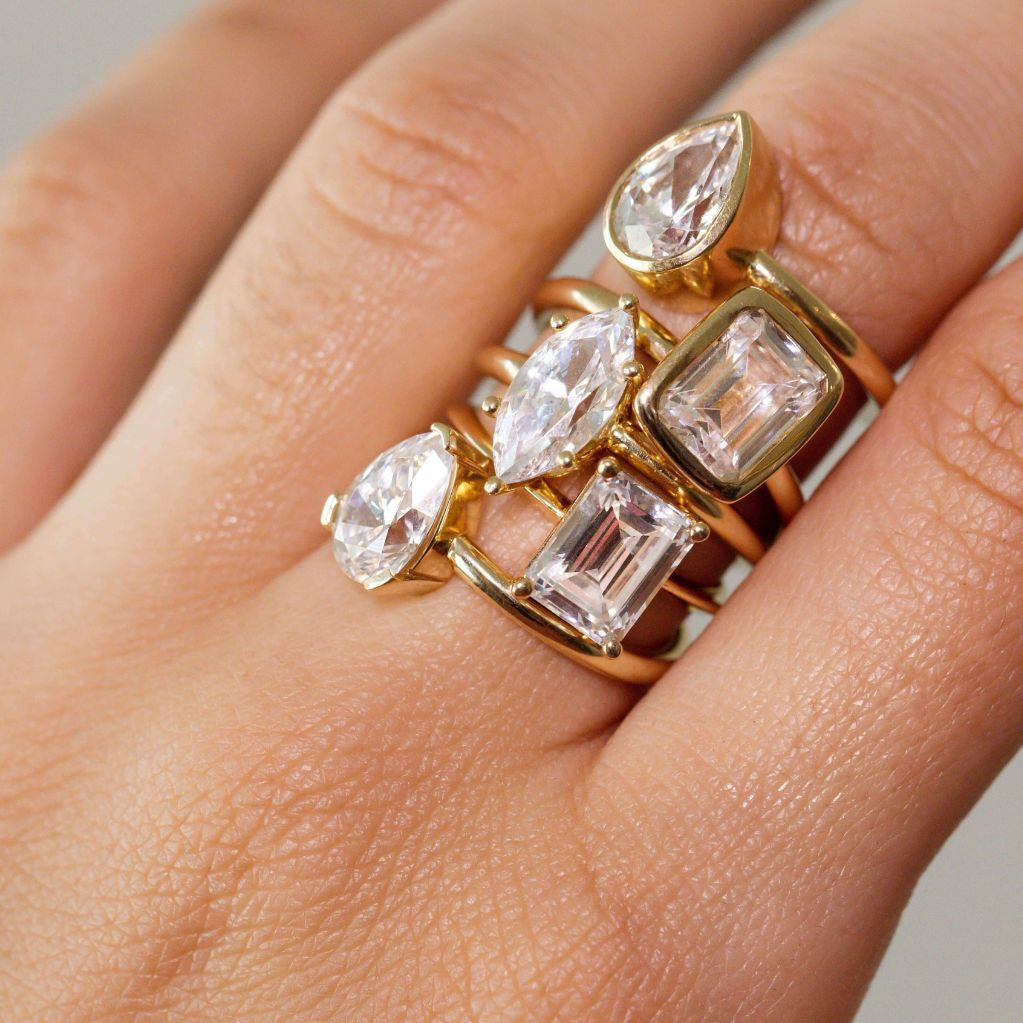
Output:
492 309 635 484
333 432 455 589
610 117 742 263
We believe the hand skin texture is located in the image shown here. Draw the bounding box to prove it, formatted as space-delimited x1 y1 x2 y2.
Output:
2 0 1023 1020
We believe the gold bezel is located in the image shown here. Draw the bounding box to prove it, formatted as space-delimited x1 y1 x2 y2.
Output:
602 111 780 297
634 287 844 502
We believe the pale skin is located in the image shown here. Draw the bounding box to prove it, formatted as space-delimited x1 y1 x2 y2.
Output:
1 0 1022 1018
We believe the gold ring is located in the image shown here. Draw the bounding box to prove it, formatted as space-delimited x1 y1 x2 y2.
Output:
472 288 771 559
320 109 896 685
600 109 895 503
323 413 716 684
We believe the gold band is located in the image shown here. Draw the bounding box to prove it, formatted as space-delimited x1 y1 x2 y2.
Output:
448 401 721 615
731 248 895 405
473 336 768 563
445 535 671 685
321 108 898 686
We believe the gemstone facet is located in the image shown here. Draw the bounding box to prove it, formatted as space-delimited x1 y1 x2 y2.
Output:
525 469 696 643
610 117 742 264
492 309 635 484
333 432 455 589
656 308 829 487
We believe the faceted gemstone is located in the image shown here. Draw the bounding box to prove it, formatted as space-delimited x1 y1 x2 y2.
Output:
611 118 741 262
525 469 696 643
492 309 635 484
333 432 455 589
657 308 829 486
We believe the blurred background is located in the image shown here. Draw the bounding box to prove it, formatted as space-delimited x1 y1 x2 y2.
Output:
1 2 1020 1019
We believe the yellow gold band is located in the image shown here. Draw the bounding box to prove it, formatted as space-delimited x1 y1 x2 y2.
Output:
321 109 898 686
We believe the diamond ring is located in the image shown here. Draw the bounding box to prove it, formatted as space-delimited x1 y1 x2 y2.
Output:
322 293 723 684
602 110 895 504
321 110 896 684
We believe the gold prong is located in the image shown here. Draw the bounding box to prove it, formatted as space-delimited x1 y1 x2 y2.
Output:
622 359 643 380
320 493 341 531
480 395 501 417
429 421 454 448
596 457 619 480
556 450 575 471
691 519 711 543
510 578 533 599
431 422 490 472
549 312 569 331
602 638 623 659
618 292 641 332
484 475 505 496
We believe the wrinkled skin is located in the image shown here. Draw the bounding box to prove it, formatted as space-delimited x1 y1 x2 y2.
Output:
1 0 1022 1020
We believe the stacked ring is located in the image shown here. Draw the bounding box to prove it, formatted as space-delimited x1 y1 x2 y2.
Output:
322 110 897 683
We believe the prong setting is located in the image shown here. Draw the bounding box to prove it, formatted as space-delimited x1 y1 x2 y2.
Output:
320 493 341 532
329 432 459 590
430 422 490 473
522 468 699 649
601 638 623 659
480 395 501 417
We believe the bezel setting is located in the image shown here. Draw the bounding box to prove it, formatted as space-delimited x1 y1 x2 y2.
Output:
635 287 844 502
603 111 780 296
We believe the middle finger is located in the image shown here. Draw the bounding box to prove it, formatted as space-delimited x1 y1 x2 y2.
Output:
33 0 807 618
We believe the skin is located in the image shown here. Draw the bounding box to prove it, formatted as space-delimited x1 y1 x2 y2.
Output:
1 0 1022 1019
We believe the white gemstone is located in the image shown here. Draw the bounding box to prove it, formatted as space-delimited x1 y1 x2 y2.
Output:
611 118 741 262
492 309 635 484
657 308 829 485
333 432 455 589
525 469 695 643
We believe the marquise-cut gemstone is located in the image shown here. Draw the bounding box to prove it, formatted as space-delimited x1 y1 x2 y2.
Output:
656 308 829 486
611 118 741 262
332 432 455 589
525 469 696 643
492 309 635 484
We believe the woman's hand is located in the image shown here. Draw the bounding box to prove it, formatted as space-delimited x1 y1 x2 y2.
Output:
2 0 1022 1019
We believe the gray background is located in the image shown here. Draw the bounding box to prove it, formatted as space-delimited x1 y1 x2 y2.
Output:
1 2 1019 1019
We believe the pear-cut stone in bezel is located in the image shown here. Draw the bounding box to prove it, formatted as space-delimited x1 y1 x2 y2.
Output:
525 468 696 643
332 432 457 589
606 113 746 272
491 308 636 485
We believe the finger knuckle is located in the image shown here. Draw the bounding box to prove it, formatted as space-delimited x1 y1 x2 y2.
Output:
307 51 562 255
197 0 352 48
762 67 972 340
915 304 1023 533
0 121 164 258
0 133 117 251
